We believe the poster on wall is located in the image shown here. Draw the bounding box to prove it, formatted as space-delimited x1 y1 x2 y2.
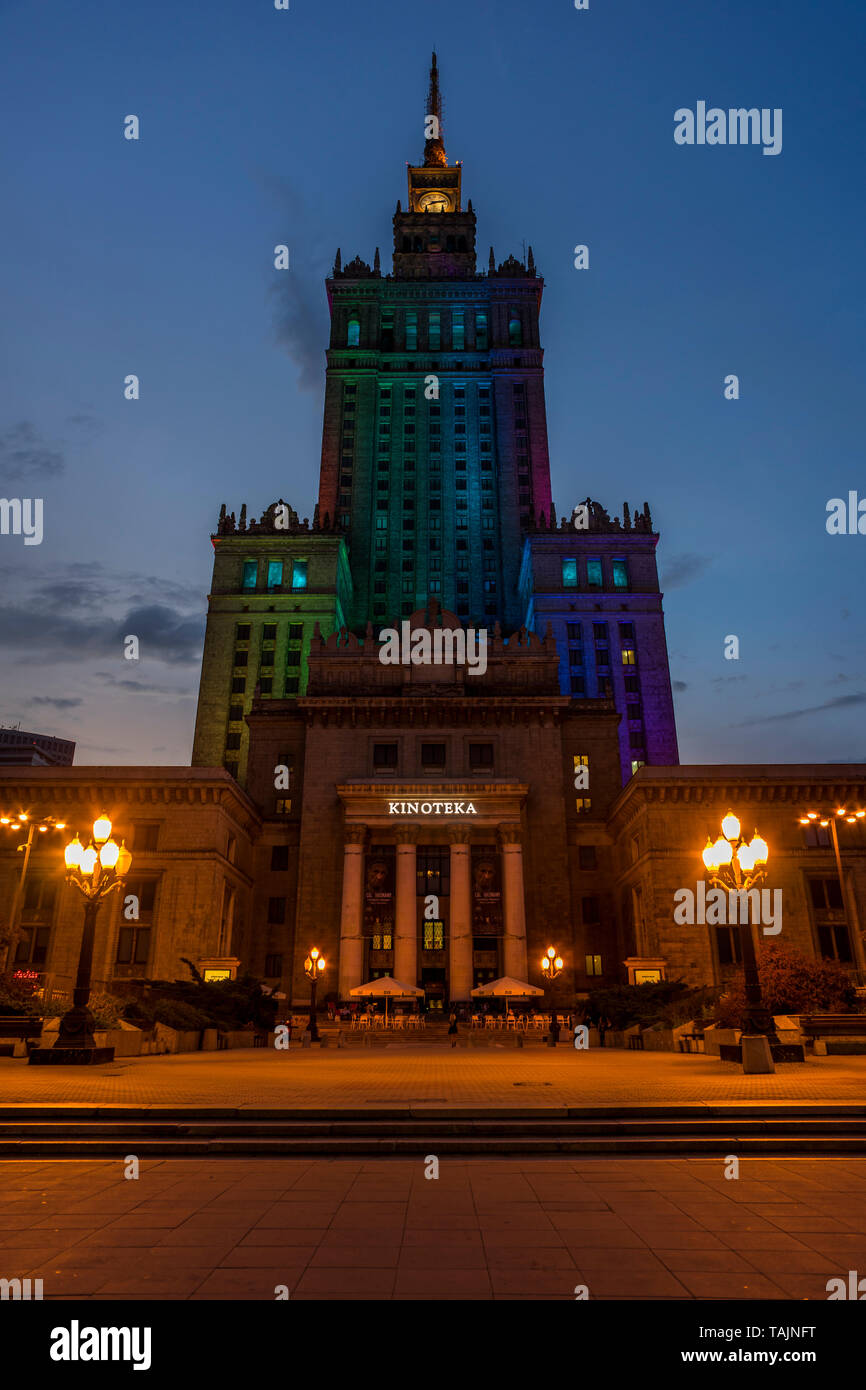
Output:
364 848 395 935
472 848 502 936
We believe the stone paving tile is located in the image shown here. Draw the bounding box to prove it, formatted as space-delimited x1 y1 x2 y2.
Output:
2 1047 866 1107
3 1153 865 1300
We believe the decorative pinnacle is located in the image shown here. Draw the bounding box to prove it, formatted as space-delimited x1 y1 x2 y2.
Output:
424 51 447 167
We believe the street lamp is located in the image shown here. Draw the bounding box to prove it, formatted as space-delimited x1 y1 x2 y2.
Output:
702 810 776 1073
303 947 326 1042
1 812 68 973
46 814 132 1062
541 945 564 1044
798 807 866 974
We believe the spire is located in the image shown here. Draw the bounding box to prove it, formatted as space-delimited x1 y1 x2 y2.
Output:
423 51 448 167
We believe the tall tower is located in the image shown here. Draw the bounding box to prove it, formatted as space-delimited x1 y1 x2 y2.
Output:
317 53 553 632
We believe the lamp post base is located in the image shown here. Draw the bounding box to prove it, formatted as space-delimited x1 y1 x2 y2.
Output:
29 1047 115 1066
740 1034 775 1074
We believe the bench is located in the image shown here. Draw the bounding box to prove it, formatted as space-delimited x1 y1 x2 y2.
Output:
677 1032 705 1054
627 1033 644 1050
801 1014 866 1038
0 1016 43 1040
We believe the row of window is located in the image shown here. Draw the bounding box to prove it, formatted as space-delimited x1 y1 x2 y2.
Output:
241 560 307 593
562 557 629 591
346 310 523 351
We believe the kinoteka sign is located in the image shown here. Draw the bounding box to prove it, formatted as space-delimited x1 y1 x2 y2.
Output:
388 801 477 816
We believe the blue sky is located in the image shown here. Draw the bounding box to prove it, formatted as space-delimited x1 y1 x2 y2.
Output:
0 0 864 765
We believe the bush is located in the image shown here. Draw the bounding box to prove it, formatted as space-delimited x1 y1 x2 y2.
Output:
0 972 42 1017
153 999 213 1032
41 992 126 1029
586 980 717 1030
715 944 858 1029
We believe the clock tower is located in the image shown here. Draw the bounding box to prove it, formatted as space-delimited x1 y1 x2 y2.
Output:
392 52 476 280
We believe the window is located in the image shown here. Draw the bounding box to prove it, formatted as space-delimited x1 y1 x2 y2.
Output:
803 824 831 848
291 561 307 590
421 742 446 769
14 925 51 966
405 312 417 350
416 846 450 896
622 648 636 666
566 622 581 642
629 732 645 750
585 954 603 977
347 317 360 347
242 560 257 590
562 558 578 588
575 798 592 814
372 932 393 952
570 675 585 695
373 743 398 769
619 622 635 640
587 558 603 589
631 759 646 775
475 311 488 350
469 742 494 770
231 677 246 694
236 624 251 641
286 648 301 666
270 846 289 872
288 625 304 643
275 798 292 813
264 954 283 977
259 678 273 696
428 311 441 350
624 674 639 694
229 705 243 722
133 824 159 853
423 921 445 950
612 559 629 589
262 624 277 642
582 896 600 924
234 650 248 667
116 925 151 966
267 561 283 591
267 897 286 925
578 845 597 870
508 316 522 347
593 622 609 642
451 310 464 350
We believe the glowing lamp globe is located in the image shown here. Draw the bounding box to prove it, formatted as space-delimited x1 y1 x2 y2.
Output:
317 957 325 973
713 837 733 866
65 835 83 870
541 957 550 972
721 812 741 842
750 833 769 865
702 838 719 870
92 813 112 844
99 839 120 869
116 842 132 875
736 842 756 872
554 957 563 971
80 846 98 875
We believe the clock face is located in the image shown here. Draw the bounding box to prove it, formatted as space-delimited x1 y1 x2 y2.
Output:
419 192 450 213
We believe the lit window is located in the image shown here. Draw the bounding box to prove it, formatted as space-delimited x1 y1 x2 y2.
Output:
347 317 360 347
562 558 578 588
451 310 464 351
612 559 629 589
267 561 283 591
621 648 636 665
291 561 307 590
242 560 257 590
585 954 603 977
587 559 603 589
508 316 522 347
475 312 488 350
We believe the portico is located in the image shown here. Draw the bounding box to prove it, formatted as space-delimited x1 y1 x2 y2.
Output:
336 782 528 1002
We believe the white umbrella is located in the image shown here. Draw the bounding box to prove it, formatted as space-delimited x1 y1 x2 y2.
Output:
349 976 423 1025
471 976 544 998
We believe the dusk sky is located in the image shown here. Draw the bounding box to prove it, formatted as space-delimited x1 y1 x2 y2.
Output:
1 0 864 766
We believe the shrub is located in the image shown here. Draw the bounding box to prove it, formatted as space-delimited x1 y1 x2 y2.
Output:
0 972 42 1016
153 999 213 1032
586 980 717 1030
715 944 858 1029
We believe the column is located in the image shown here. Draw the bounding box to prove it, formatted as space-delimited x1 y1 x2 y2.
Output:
394 830 418 986
449 832 473 1002
499 823 528 982
337 827 366 999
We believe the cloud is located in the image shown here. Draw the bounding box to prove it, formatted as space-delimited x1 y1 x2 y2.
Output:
29 696 82 710
93 672 180 695
263 174 331 393
711 674 748 685
672 680 687 692
738 692 866 726
0 564 205 666
0 421 64 480
660 553 711 590
66 413 103 439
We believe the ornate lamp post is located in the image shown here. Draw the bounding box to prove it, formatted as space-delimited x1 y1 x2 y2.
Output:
304 947 325 1042
799 807 866 974
702 811 776 1073
541 945 564 1044
43 814 132 1062
1 812 67 973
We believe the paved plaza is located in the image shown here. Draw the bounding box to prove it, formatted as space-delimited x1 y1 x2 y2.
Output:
1 1154 865 1300
1 1046 866 1109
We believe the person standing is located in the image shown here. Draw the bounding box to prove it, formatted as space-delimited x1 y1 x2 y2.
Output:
448 1010 458 1048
